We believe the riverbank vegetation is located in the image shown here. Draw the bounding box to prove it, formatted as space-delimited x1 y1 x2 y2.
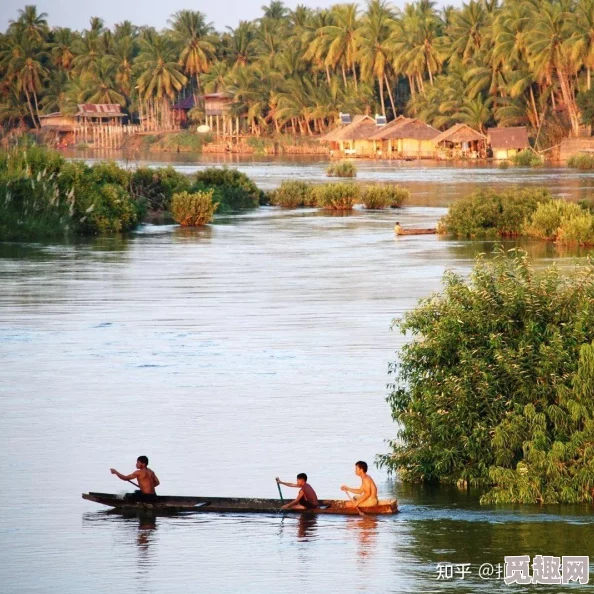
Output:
567 153 594 169
0 146 143 239
326 161 357 178
438 188 594 246
194 167 263 211
171 190 218 226
5 0 594 145
268 180 316 208
361 184 409 209
510 150 543 168
380 248 594 504
312 182 360 210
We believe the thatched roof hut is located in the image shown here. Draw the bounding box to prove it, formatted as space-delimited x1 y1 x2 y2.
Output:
77 104 125 119
319 115 376 142
369 118 440 141
433 123 487 146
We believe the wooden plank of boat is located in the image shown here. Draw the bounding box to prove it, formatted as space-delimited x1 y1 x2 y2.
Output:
394 226 436 236
82 493 398 515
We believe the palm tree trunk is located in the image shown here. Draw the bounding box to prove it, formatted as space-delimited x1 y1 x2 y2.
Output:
588 68 591 91
32 89 42 124
530 86 540 129
353 67 358 92
24 88 38 129
341 65 348 88
325 64 331 87
378 75 386 117
384 74 396 117
557 67 579 136
408 75 416 97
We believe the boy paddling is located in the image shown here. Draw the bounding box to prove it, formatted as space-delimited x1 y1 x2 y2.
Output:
110 455 160 495
341 461 378 508
276 473 319 510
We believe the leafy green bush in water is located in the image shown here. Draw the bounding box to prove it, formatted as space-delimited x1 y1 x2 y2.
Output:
192 167 261 211
438 187 552 238
326 161 357 178
268 180 315 208
165 131 205 152
511 149 543 167
130 166 191 212
567 153 594 170
378 248 594 503
360 184 409 209
170 190 218 226
523 200 594 245
0 147 142 239
312 182 359 210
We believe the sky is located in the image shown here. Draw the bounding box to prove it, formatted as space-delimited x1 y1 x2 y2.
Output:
0 0 415 33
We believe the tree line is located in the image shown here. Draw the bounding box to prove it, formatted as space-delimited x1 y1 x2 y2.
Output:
2 0 594 142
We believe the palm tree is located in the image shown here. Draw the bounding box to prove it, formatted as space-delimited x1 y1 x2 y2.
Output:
168 10 215 96
357 0 394 116
446 0 489 64
322 4 360 89
454 95 494 132
135 31 188 128
9 5 48 42
50 28 76 71
226 22 256 68
82 57 126 105
572 0 594 90
526 1 580 135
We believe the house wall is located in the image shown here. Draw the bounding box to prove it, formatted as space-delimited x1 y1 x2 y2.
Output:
493 148 520 160
40 115 76 128
559 138 594 162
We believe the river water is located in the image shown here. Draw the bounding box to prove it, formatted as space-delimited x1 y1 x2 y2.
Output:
2 158 594 593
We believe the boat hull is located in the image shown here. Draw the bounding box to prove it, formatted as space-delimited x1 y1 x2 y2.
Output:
395 228 436 236
82 493 398 515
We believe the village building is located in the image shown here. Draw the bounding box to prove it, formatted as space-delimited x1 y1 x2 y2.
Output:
487 126 530 159
76 103 127 125
433 123 488 159
201 93 240 138
172 96 195 128
39 112 77 146
319 115 382 157
369 118 440 159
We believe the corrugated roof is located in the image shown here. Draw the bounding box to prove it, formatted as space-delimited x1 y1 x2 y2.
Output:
487 126 529 150
433 123 487 145
77 104 123 115
172 96 195 110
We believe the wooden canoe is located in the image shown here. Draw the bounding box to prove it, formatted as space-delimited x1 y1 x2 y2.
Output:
82 493 398 515
394 226 436 236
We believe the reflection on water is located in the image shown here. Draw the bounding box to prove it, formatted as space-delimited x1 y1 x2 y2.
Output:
1 207 594 593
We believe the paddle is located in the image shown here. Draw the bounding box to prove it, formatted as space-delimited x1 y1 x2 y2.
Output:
127 479 141 490
276 479 285 506
346 491 365 517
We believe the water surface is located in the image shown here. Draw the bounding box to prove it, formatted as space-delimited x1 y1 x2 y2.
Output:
1 207 594 594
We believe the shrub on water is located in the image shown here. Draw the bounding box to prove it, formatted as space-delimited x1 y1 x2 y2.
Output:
567 153 594 170
326 161 357 178
268 180 315 208
557 211 594 245
312 182 359 210
131 166 191 212
0 147 143 239
498 160 510 169
360 184 408 209
378 248 594 503
193 167 261 210
511 149 543 167
523 200 584 240
439 187 552 238
170 190 219 226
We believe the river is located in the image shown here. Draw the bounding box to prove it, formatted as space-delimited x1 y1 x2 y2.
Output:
1 158 594 593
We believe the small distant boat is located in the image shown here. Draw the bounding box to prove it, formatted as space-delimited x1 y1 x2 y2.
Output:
82 493 399 515
394 224 436 236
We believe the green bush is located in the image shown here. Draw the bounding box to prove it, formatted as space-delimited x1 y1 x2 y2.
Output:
170 190 219 226
360 184 410 209
165 131 205 152
511 149 543 167
268 180 315 208
192 167 261 211
131 166 191 212
498 160 510 169
326 161 357 178
523 200 594 245
439 187 552 238
567 153 594 170
0 147 142 239
379 248 594 503
312 182 359 210
557 211 594 245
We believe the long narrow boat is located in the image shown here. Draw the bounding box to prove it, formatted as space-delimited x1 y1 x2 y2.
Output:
394 226 437 236
82 492 398 515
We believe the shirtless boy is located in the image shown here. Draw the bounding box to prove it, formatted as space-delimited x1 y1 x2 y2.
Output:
276 473 319 510
340 461 378 508
110 456 160 495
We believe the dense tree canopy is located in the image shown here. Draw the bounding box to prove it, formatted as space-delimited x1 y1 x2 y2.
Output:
379 249 594 504
2 0 594 141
